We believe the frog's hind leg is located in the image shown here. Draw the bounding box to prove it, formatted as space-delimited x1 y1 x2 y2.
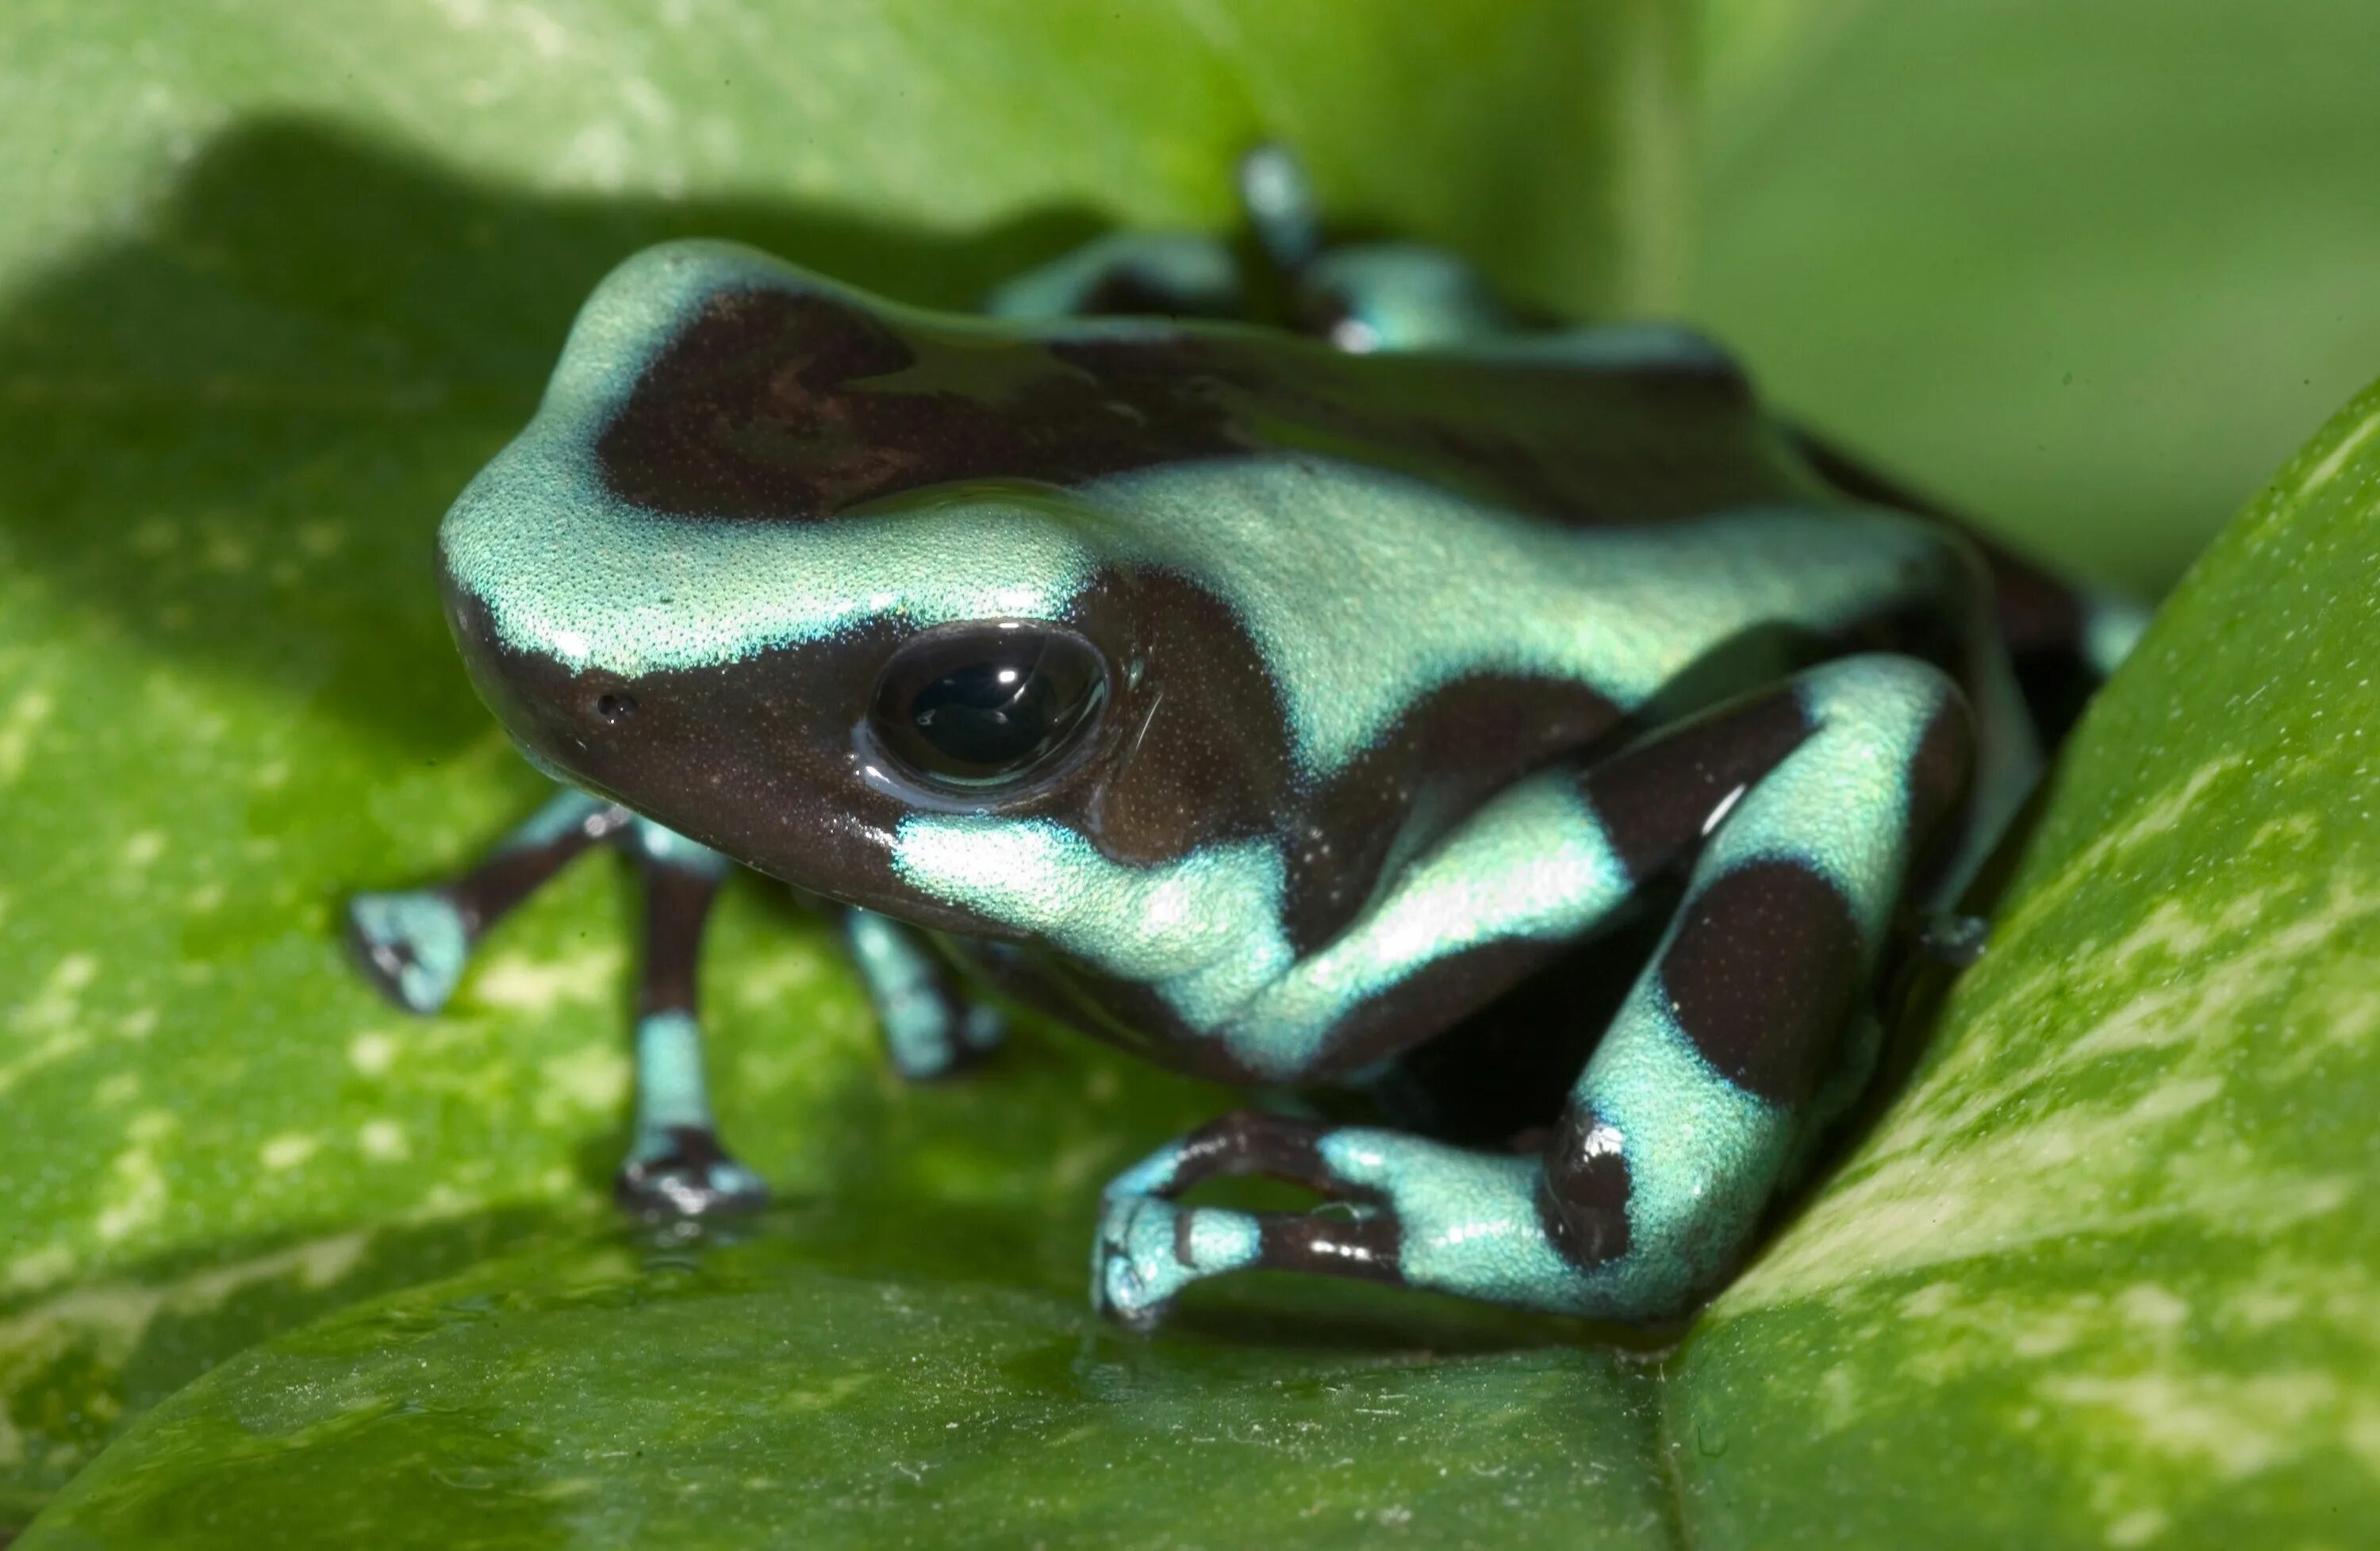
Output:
612 817 768 1217
842 908 1006 1082
347 785 631 1015
982 231 1245 323
1093 655 1974 1325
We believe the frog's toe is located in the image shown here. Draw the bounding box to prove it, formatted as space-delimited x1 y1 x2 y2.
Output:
614 1127 770 1219
1092 1194 1177 1327
344 889 470 1015
885 1001 1008 1083
1090 1192 1261 1328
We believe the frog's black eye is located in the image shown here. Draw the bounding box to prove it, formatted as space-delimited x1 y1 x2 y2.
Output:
868 623 1108 790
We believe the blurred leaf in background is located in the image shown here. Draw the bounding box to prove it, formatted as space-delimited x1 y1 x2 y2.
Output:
1694 0 2380 591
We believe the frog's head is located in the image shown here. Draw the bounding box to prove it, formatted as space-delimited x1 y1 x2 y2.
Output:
436 241 1295 935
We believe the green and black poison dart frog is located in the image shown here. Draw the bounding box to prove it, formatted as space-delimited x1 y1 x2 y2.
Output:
347 149 2140 1325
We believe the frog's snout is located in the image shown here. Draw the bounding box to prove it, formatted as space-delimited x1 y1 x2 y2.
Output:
437 561 632 788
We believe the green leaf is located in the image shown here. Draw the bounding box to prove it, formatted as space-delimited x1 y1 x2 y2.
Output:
17 1215 1670 1550
1692 0 2380 593
14 2 2378 1544
1670 380 2380 1543
0 0 1689 1531
33 364 2380 1551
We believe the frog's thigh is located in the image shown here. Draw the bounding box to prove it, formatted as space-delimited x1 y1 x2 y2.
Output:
842 908 1006 1081
1096 655 1973 1323
615 816 766 1217
1231 649 1832 1080
981 231 1242 321
346 781 630 1015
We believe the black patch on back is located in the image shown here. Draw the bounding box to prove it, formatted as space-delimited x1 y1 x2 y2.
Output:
595 282 1825 527
1660 859 1861 1106
597 289 1248 517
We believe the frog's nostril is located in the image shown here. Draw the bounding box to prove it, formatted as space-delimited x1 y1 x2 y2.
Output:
593 692 638 725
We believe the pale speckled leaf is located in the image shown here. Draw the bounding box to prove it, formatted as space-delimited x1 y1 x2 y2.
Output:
17 1215 1672 1550
0 0 1689 1534
1670 379 2380 1547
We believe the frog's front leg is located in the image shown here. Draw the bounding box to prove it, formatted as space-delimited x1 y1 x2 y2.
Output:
347 785 632 1014
1095 655 1973 1325
612 817 769 1216
841 909 1006 1081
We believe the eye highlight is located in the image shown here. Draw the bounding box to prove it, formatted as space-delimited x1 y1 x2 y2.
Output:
868 623 1108 790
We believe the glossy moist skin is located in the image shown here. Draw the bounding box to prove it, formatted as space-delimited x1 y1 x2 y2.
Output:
358 179 2109 1325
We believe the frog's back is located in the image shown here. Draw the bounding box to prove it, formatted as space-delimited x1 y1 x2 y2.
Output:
575 241 1839 539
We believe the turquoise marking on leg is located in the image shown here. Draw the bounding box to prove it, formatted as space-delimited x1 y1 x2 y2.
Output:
619 1009 766 1212
1230 770 1634 1038
2083 590 2152 677
981 231 1241 321
1315 1131 1586 1308
1101 1136 1191 1202
959 1000 1005 1054
496 785 608 852
1568 994 1792 1312
843 908 1003 1079
1745 655 1952 935
345 889 470 1015
627 815 731 879
891 816 1302 1069
630 1009 715 1150
614 1010 766 1215
902 773 1630 1067
1307 1000 1784 1319
1557 653 1952 1314
1299 245 1515 352
1092 1194 1261 1326
894 770 1636 1082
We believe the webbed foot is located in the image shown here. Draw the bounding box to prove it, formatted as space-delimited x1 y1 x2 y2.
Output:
344 889 470 1015
613 1127 770 1219
1091 1188 1262 1330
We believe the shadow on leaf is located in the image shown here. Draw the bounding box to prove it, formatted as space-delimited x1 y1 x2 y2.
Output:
0 115 1102 757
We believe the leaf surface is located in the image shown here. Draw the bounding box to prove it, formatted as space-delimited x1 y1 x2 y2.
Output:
0 0 1687 1530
